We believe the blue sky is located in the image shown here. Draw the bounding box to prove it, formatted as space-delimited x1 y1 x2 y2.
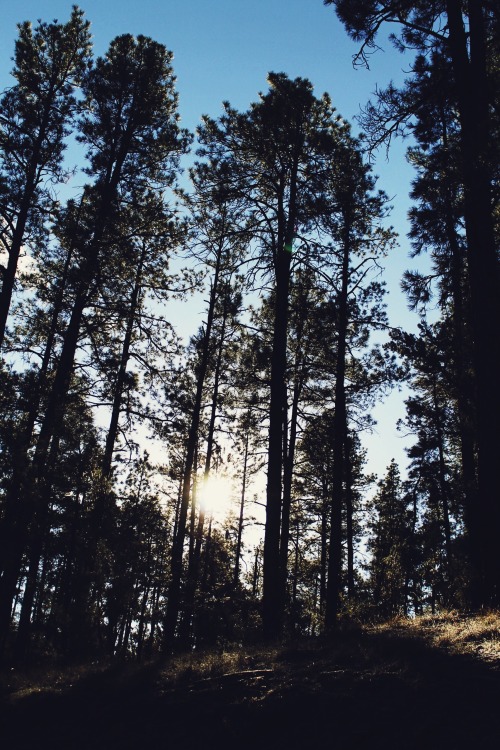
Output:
0 1 407 118
0 1 429 479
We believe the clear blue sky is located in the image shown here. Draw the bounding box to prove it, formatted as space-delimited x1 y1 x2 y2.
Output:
0 1 409 125
0 1 429 479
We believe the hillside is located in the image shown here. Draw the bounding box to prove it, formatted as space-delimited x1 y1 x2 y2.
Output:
1 613 499 749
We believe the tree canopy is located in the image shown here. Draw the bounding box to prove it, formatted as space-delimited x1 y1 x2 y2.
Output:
0 3 498 660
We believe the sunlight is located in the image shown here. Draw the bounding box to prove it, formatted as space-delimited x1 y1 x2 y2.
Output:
198 473 234 518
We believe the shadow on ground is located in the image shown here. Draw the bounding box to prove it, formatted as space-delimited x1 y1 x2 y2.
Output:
1 628 499 749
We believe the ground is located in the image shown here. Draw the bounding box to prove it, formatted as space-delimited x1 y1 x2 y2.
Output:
1 612 499 749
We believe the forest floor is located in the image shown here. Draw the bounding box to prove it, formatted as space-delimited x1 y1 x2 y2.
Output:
1 611 499 749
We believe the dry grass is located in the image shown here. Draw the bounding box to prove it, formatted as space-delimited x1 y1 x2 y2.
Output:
373 610 500 664
159 644 280 687
0 645 278 702
3 618 500 748
0 659 111 701
3 611 499 702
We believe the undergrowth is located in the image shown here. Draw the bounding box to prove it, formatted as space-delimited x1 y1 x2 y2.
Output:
2 610 499 701
373 610 500 663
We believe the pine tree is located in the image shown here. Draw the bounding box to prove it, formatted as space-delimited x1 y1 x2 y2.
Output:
367 460 416 618
0 8 92 348
163 166 245 647
326 0 500 607
197 73 358 638
391 321 466 606
0 33 190 650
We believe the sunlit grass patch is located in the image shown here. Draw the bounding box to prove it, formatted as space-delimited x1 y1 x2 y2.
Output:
427 610 500 661
372 610 500 663
160 645 279 687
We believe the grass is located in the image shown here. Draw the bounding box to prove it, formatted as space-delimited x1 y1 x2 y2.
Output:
373 609 500 663
2 610 499 697
2 610 499 700
161 645 270 685
1 612 499 749
0 659 109 701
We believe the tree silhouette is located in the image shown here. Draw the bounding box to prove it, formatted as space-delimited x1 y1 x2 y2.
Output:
0 8 91 349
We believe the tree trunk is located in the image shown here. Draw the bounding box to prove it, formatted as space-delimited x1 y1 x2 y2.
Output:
319 485 329 619
101 241 147 478
252 546 261 598
180 287 231 643
445 0 500 606
0 239 76 648
443 164 478 567
163 242 224 648
234 430 249 588
325 212 351 631
263 163 298 640
279 372 302 614
432 380 453 569
0 136 135 649
0 95 56 349
344 435 355 600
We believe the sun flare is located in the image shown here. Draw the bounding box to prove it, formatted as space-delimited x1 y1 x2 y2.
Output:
198 473 234 517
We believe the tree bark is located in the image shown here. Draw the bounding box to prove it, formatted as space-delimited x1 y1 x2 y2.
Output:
263 152 299 639
445 0 500 606
325 211 351 631
263 224 293 639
